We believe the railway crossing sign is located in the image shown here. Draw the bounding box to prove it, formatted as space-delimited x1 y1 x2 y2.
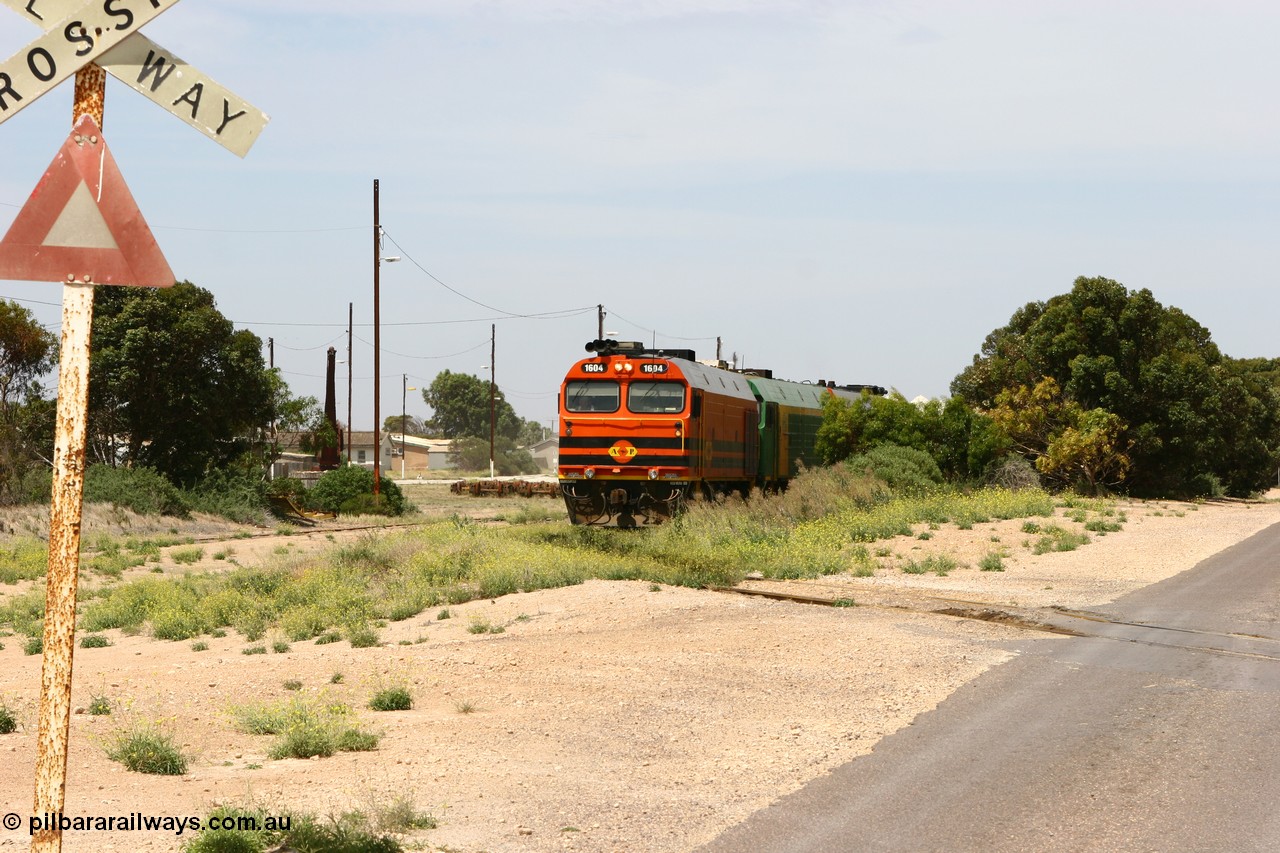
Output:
0 113 174 286
0 5 270 851
1 0 269 156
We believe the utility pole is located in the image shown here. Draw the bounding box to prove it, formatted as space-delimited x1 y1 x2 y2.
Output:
346 302 353 466
597 304 605 339
401 374 416 478
489 323 496 480
716 336 722 363
267 337 275 480
372 179 381 498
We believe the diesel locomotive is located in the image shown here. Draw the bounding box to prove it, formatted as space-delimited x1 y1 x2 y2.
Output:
557 339 886 526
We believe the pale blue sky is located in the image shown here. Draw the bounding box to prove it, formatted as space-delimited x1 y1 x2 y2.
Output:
3 1 1278 430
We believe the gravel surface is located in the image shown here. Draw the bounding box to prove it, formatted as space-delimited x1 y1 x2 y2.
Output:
0 494 1276 852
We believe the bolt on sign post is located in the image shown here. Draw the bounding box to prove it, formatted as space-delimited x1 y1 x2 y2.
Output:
0 4 268 851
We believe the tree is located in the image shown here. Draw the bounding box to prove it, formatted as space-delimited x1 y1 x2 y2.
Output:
383 414 426 436
952 276 1280 496
988 377 1130 493
0 301 58 504
0 300 56 421
88 282 275 486
815 392 1005 482
421 370 522 440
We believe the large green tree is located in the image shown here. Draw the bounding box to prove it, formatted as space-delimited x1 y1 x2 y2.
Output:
0 300 56 420
952 276 1280 496
421 370 523 441
88 282 275 485
0 300 58 503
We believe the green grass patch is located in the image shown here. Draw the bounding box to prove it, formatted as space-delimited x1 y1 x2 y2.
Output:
1033 525 1091 554
105 723 188 775
229 696 381 760
0 539 47 584
184 807 404 853
900 554 958 576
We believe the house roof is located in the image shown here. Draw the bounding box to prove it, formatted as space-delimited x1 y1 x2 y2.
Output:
393 435 452 451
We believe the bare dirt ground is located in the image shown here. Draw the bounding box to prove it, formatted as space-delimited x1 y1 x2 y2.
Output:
1 489 1278 852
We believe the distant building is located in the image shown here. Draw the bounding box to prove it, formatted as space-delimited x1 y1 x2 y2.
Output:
528 437 559 471
390 435 456 477
269 429 394 480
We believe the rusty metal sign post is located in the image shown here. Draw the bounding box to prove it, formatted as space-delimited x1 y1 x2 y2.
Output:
0 3 267 850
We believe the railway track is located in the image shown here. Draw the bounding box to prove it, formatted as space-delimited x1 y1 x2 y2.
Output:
714 582 1280 663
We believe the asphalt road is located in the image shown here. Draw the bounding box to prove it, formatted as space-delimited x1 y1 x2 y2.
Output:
699 522 1280 853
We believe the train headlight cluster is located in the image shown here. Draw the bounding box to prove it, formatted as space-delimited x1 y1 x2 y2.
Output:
613 362 634 374
648 468 659 480
585 468 595 479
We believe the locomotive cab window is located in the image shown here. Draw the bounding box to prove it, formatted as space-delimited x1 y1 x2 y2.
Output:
627 381 686 414
565 380 620 413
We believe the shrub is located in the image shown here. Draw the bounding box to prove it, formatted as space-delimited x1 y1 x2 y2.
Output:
85 464 190 517
346 625 380 648
978 551 1005 572
106 723 188 774
0 702 17 734
987 454 1042 490
24 636 42 655
307 466 405 516
369 687 412 712
843 444 943 495
183 469 267 524
79 634 111 648
88 695 112 716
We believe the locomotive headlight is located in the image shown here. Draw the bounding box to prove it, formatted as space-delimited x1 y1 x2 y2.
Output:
648 468 659 480
585 468 595 479
613 363 623 373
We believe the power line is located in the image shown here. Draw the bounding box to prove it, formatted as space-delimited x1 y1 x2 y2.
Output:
381 230 597 321
607 309 718 343
351 334 490 361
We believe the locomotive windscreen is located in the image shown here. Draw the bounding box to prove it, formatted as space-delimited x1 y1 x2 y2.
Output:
626 381 686 414
565 380 620 413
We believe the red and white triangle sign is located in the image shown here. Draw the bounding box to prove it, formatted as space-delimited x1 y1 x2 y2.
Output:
0 115 173 287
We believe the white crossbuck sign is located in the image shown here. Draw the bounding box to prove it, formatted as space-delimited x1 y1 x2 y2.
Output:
0 0 269 156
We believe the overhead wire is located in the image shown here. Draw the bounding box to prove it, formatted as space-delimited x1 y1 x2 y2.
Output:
381 230 597 321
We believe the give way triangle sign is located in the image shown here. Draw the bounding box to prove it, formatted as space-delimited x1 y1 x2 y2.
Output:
0 114 174 287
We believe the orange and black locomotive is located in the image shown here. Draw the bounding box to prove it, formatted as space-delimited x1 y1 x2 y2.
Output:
557 340 885 526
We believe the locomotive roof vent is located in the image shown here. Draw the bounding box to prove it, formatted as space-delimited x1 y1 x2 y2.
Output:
737 368 774 379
